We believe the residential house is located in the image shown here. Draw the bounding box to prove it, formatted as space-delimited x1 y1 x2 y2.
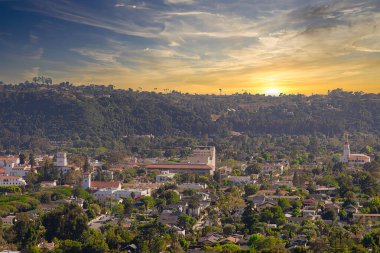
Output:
40 180 57 188
156 171 176 183
227 176 257 186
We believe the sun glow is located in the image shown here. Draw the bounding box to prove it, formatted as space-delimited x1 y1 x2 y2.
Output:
264 87 281 96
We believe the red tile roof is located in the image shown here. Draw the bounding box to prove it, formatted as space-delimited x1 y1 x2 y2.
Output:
353 213 380 217
303 198 317 204
0 156 18 162
109 166 125 172
257 190 288 196
145 163 212 170
91 181 121 189
0 175 22 179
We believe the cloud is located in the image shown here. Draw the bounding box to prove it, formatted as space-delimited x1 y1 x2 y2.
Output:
71 48 118 63
29 32 38 44
17 0 164 38
114 3 125 8
3 0 380 93
165 0 195 4
29 47 44 60
23 67 40 80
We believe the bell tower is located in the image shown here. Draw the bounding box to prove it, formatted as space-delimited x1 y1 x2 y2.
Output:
341 133 350 162
82 172 92 189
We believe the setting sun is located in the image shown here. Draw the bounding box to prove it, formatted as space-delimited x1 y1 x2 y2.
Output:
264 87 281 96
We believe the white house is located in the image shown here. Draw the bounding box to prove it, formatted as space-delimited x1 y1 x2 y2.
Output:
156 171 176 183
228 176 257 186
0 175 27 186
1 215 16 225
5 164 32 178
40 180 57 188
0 156 20 167
260 162 287 175
178 183 207 190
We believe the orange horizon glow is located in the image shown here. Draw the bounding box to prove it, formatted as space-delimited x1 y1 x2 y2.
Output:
0 1 379 95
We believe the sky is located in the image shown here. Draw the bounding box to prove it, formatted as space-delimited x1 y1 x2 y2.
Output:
0 0 379 95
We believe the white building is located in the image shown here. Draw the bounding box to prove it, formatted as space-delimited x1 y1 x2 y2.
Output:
94 188 151 202
260 162 286 175
0 156 20 167
340 136 370 164
40 180 57 188
156 171 176 183
0 175 27 186
227 176 257 186
5 163 32 178
53 152 80 174
82 172 121 190
178 183 207 190
54 152 68 167
1 215 16 225
188 146 216 172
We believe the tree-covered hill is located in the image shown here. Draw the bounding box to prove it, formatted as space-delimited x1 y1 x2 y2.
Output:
0 81 379 150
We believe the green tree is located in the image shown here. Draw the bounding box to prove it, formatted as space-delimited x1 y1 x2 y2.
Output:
19 153 26 165
140 196 155 212
43 203 88 241
123 197 135 215
178 213 196 231
363 228 380 251
57 240 83 253
321 208 337 221
160 190 180 205
259 206 286 225
13 213 41 249
278 198 291 212
249 234 284 252
245 164 261 174
223 224 236 235
29 153 36 168
83 156 91 172
242 204 260 233
244 184 259 197
81 229 109 253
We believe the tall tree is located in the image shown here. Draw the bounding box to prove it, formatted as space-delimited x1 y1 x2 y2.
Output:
19 153 26 165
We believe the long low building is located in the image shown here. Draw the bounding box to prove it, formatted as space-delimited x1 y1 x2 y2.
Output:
94 188 151 202
0 175 27 186
145 163 213 175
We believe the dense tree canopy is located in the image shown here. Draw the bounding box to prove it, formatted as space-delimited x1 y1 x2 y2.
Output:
0 83 379 151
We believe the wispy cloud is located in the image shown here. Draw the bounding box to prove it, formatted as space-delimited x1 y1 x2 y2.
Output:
165 0 195 5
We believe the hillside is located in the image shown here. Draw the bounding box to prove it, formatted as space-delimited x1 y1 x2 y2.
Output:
0 82 379 151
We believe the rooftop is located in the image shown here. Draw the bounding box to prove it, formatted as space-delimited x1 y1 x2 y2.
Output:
145 163 212 170
91 181 121 189
0 175 22 179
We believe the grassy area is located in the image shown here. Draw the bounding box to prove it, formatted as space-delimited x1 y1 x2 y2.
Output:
0 187 73 216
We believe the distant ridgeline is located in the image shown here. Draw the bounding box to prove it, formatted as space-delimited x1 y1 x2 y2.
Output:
0 81 379 150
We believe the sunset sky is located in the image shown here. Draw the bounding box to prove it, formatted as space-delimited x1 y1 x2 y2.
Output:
0 0 379 94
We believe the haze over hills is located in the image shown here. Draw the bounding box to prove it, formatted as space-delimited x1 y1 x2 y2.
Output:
0 81 379 151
